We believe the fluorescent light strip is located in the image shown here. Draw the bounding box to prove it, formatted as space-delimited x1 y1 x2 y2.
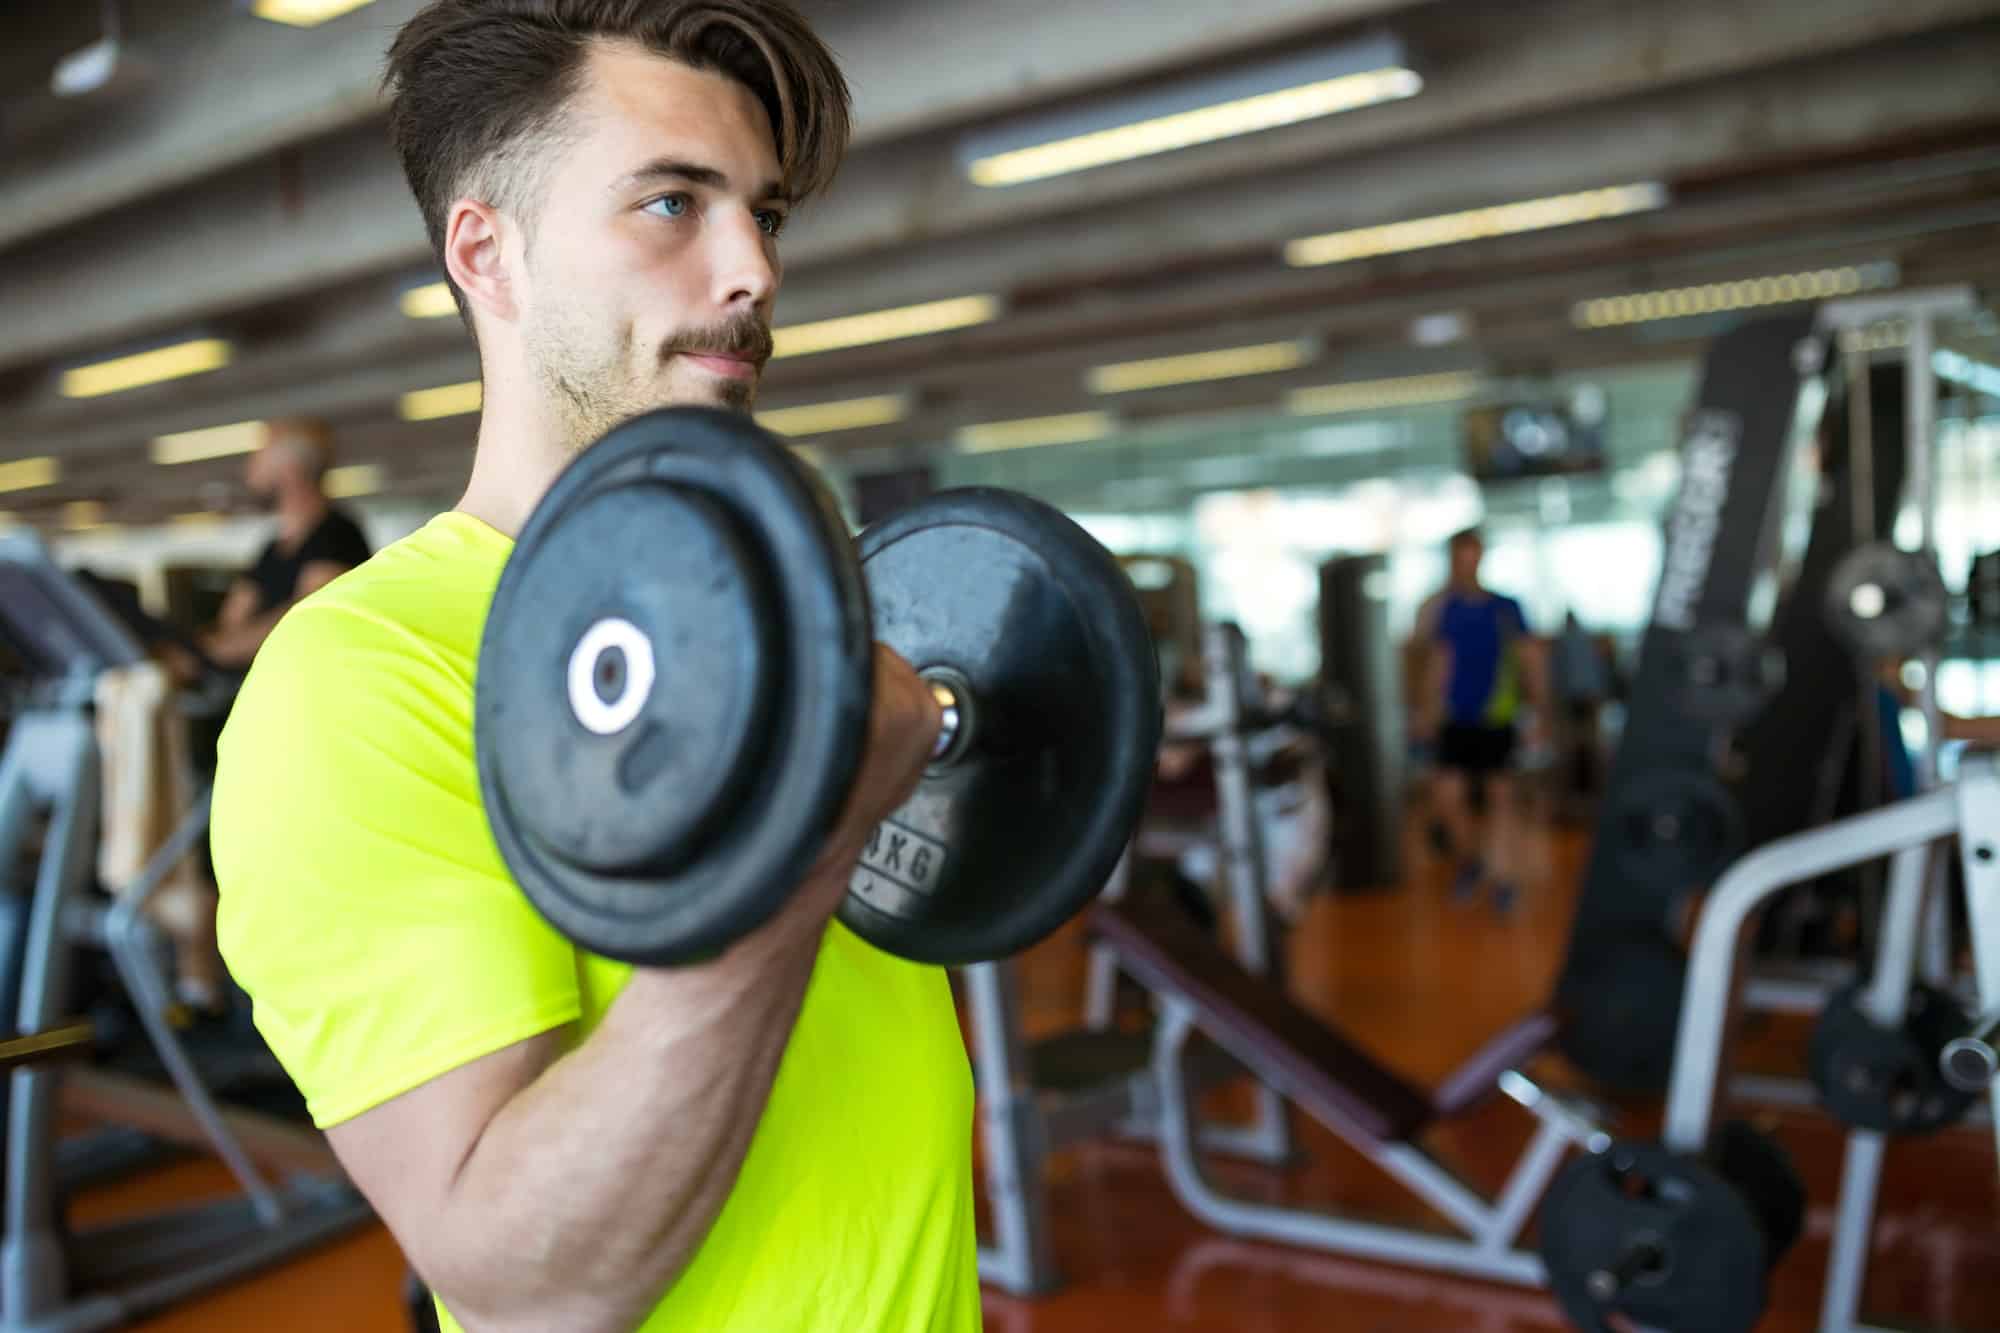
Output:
970 67 1422 187
0 457 60 494
61 338 232 399
755 395 907 437
62 501 106 531
1573 263 1898 328
1286 371 1481 417
773 296 1000 360
249 0 378 26
151 420 267 465
957 411 1115 454
172 512 224 528
400 380 483 422
1089 340 1311 396
399 281 458 320
1286 183 1667 268
1935 349 2000 398
326 464 385 499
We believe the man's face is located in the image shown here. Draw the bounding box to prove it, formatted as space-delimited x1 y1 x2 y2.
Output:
511 44 787 453
244 446 282 512
1450 538 1483 585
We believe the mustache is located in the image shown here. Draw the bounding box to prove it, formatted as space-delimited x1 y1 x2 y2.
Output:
660 317 773 366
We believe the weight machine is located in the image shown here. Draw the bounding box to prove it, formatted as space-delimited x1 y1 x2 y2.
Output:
0 532 370 1332
968 622 1292 1295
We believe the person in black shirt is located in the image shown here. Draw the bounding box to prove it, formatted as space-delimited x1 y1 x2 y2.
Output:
198 419 372 671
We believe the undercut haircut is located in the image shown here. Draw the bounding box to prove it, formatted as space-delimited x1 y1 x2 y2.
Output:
383 0 852 329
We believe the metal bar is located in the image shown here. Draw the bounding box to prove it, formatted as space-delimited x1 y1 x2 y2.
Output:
1082 847 1131 1031
964 960 1058 1295
1663 786 1959 1152
1954 756 2000 1163
1481 1118 1574 1250
1861 842 1932 1024
1203 624 1293 1162
1818 1131 1888 1333
1151 1002 1544 1288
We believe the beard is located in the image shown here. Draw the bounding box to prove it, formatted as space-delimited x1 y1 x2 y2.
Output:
522 291 773 457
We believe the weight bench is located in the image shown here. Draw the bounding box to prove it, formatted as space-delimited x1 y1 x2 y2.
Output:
1092 893 1608 1288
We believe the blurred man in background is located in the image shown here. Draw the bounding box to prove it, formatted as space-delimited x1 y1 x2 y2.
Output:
197 419 371 671
1413 527 1547 914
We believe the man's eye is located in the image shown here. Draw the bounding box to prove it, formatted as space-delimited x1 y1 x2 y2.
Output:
643 193 692 219
756 210 788 237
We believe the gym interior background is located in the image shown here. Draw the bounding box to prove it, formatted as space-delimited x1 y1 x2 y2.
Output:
2 0 1999 1330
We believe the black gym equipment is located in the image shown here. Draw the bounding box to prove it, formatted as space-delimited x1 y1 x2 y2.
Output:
1553 311 1821 1092
477 406 1161 968
1539 1123 1805 1333
0 533 371 1333
1807 980 1978 1135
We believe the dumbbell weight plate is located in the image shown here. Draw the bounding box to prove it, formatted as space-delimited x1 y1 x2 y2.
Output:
1824 542 1949 660
477 407 873 965
1808 982 1979 1135
843 489 1163 965
1540 1138 1774 1333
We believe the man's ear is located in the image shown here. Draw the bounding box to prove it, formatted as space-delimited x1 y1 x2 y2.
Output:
443 198 519 325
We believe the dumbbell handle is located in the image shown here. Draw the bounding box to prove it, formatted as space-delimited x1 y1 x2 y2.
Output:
1941 1010 2000 1093
923 668 977 767
1586 1236 1665 1303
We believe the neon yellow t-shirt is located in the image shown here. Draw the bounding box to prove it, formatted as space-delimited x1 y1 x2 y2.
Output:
212 511 981 1333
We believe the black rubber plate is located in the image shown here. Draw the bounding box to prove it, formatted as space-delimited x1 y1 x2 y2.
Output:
476 407 872 965
842 489 1162 966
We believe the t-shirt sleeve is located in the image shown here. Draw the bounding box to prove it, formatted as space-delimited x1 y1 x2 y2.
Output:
212 602 581 1129
1500 596 1530 639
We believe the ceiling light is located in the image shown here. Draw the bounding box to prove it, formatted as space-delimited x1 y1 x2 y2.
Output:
1935 349 2000 397
171 512 224 528
246 0 378 26
62 501 107 531
1286 371 1481 416
400 380 483 422
755 395 907 437
151 420 266 465
961 31 1421 187
60 337 232 399
1286 183 1667 268
399 281 458 320
773 296 1000 360
1089 340 1312 395
1574 262 1899 328
325 464 385 499
0 457 60 494
957 411 1116 454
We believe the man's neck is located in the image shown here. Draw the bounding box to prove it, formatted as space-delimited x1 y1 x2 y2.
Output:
277 488 330 544
457 367 575 540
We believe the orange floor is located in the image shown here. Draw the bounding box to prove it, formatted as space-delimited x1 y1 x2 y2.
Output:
62 813 2000 1332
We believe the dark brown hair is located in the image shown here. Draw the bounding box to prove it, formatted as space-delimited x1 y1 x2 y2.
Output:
384 0 851 326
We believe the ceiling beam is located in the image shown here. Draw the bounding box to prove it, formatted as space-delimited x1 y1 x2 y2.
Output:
0 0 1421 256
0 0 1993 371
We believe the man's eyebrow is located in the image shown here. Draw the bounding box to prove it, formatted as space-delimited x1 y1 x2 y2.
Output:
616 158 792 204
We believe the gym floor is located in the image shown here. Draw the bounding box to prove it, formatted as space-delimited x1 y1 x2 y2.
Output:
83 816 2000 1332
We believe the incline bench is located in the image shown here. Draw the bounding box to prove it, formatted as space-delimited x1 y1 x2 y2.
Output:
1093 893 1610 1288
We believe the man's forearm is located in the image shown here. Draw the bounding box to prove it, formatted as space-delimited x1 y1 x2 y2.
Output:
425 906 831 1333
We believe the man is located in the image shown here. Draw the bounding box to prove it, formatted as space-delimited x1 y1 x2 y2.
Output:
209 5 964 1332
199 418 372 672
1413 527 1545 914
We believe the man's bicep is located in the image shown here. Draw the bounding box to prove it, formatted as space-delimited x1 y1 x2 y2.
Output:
327 1028 566 1255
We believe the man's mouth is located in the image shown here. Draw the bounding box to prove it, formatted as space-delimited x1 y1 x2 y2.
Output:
680 350 762 380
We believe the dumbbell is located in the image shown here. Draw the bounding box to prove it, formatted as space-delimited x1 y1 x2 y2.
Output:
474 407 1162 967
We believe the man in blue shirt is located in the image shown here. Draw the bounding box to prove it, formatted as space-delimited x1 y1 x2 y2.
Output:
1414 528 1546 913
